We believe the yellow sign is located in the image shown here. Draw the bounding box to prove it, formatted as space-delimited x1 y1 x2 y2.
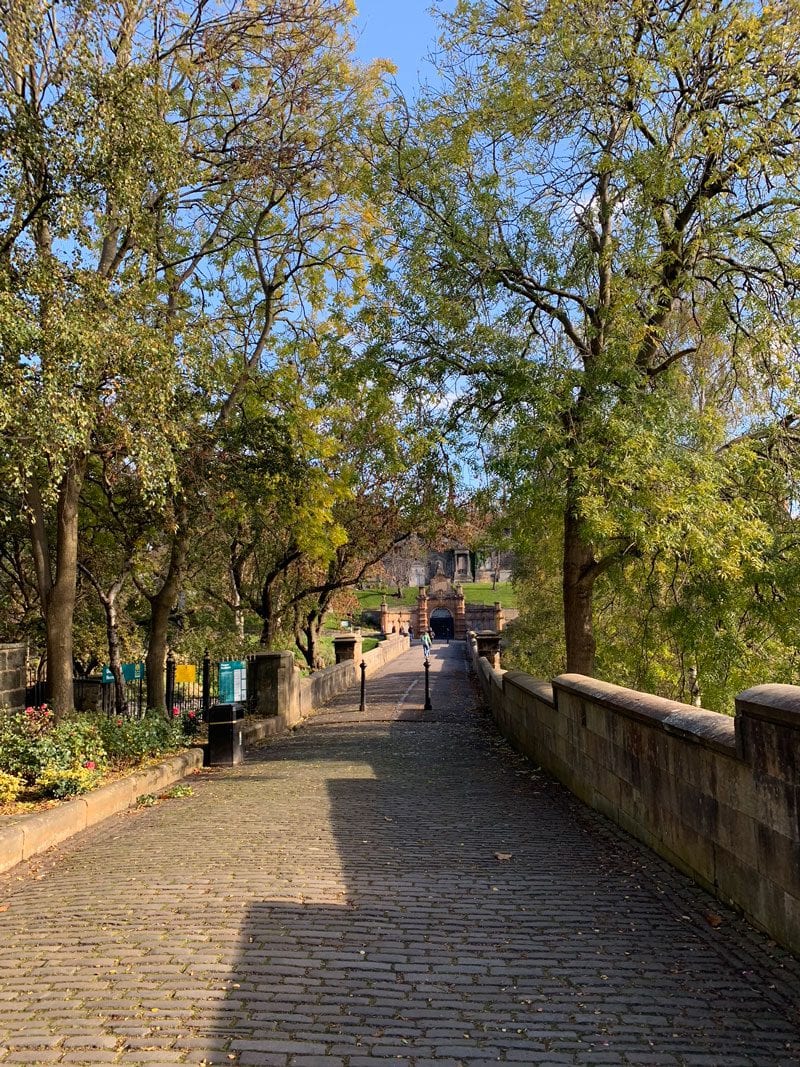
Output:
174 664 197 684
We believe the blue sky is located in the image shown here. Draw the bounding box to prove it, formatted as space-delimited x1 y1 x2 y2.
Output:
353 1 442 95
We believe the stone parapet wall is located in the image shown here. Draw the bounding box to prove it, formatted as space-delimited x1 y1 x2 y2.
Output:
380 605 414 635
300 660 358 717
467 635 800 955
465 604 504 632
249 635 410 730
0 643 26 710
362 634 411 671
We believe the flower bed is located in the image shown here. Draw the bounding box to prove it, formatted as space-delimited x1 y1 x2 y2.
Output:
0 704 200 812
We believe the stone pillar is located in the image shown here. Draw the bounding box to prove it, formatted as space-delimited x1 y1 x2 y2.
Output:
454 589 467 639
494 602 505 632
734 684 800 948
475 631 502 670
333 634 362 664
735 684 800 782
248 651 300 724
380 597 389 636
0 643 26 710
417 589 429 635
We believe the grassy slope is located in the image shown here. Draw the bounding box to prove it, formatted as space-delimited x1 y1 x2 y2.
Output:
356 583 517 611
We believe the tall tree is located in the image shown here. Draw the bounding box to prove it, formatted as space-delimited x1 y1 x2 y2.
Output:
132 0 390 708
0 0 194 711
384 0 800 675
0 0 390 710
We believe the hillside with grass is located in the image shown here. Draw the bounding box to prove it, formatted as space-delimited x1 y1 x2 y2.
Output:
356 583 517 611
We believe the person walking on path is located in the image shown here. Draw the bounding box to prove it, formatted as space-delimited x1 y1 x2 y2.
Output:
420 630 432 659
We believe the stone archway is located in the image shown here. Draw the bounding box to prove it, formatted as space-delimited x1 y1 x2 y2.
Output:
429 608 454 640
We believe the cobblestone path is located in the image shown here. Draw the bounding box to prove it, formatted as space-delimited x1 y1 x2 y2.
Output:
1 641 800 1066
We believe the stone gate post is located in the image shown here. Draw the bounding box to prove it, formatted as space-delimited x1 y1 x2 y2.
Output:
475 631 502 670
333 634 363 664
247 651 300 725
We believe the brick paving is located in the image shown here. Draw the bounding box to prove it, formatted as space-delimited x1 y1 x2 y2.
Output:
1 640 800 1066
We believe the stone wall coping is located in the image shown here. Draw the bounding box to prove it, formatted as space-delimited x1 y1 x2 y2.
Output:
363 634 408 663
503 671 555 708
735 684 800 727
0 643 25 651
281 634 407 681
476 657 504 689
252 649 295 664
299 659 352 690
553 673 736 755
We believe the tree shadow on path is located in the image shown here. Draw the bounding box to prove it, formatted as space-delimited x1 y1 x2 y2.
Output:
205 707 800 1067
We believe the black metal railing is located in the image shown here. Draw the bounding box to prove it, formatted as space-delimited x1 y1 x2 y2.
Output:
27 651 253 719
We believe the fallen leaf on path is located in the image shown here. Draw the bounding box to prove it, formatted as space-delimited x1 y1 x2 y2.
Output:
705 912 723 928
0 904 8 912
495 852 513 861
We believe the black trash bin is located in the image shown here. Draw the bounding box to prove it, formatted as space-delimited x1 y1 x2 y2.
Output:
207 702 246 766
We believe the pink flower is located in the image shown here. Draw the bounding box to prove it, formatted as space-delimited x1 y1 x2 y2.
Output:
83 760 96 770
188 711 196 719
116 719 123 726
172 706 180 717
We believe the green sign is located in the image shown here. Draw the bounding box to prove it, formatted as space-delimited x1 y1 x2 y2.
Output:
219 660 247 703
101 662 144 684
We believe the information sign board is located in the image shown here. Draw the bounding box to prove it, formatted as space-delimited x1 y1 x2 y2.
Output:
219 660 247 703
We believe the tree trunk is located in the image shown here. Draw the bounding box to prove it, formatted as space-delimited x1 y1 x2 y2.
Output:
297 622 315 669
296 615 324 670
104 586 127 716
259 579 279 645
562 505 597 676
81 563 129 716
233 590 245 643
228 532 250 644
145 593 171 712
145 520 188 710
27 458 87 716
256 547 302 646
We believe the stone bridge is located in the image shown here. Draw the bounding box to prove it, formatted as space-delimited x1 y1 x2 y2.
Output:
0 639 799 1065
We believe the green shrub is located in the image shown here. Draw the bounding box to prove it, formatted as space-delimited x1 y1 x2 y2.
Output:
0 706 108 783
179 708 201 737
44 719 108 775
0 707 57 781
0 770 24 804
96 710 182 765
37 764 102 798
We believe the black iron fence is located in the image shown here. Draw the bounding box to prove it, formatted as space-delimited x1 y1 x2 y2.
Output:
26 652 251 719
164 653 221 720
25 667 46 709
